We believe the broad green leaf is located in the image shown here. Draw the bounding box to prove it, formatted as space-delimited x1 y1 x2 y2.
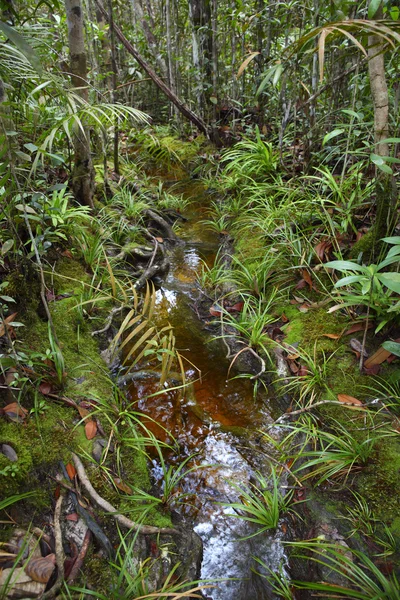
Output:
382 341 400 357
368 0 382 19
24 143 38 153
15 204 37 214
322 129 345 146
325 260 365 272
341 109 361 120
375 137 400 144
1 239 14 255
382 236 400 245
371 153 393 174
334 275 365 287
377 272 400 293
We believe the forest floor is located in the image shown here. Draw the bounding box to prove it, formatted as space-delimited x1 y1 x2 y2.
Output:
1 127 400 599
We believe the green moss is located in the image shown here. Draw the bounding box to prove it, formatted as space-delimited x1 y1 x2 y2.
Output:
349 231 374 259
356 438 400 524
0 403 77 496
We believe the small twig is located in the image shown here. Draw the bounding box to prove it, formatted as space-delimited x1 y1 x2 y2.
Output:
359 301 371 372
276 400 367 421
72 454 177 535
67 528 92 584
39 492 65 600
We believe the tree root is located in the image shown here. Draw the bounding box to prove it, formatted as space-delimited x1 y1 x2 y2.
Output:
145 209 181 243
72 454 178 535
92 305 124 337
39 492 65 600
133 255 170 290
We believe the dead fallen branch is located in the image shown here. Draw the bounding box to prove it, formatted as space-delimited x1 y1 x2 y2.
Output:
72 454 177 535
67 528 92 584
39 492 65 600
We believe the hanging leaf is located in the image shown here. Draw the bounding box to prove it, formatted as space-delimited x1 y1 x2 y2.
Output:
337 394 363 406
0 21 42 74
85 420 97 440
323 129 345 146
237 51 260 78
368 0 382 19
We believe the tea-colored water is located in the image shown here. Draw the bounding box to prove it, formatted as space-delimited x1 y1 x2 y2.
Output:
124 182 286 600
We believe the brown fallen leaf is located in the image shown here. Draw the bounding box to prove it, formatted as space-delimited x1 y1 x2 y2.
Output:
77 404 90 419
298 303 310 313
337 394 363 406
2 402 28 423
61 249 73 259
113 477 133 495
66 462 77 480
288 361 299 374
209 305 223 317
155 236 163 243
281 313 289 323
298 365 309 377
322 333 341 340
25 554 56 583
0 312 18 337
85 420 97 440
39 382 52 395
295 279 307 290
363 364 381 375
344 322 373 336
302 269 313 289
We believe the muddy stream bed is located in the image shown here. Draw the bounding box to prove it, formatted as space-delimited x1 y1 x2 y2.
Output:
123 182 288 600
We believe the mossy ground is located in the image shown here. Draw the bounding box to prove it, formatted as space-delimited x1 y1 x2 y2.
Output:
220 195 400 559
1 248 172 549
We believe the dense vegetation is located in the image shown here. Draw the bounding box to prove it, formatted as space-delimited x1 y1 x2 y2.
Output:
0 0 399 598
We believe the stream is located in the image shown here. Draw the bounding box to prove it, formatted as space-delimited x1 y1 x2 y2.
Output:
125 182 288 600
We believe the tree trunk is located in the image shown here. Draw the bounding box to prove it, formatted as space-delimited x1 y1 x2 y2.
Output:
64 0 95 208
130 0 168 81
108 0 119 175
95 0 209 137
188 0 213 118
368 2 394 242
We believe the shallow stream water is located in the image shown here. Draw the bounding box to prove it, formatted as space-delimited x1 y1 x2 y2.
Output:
125 181 287 599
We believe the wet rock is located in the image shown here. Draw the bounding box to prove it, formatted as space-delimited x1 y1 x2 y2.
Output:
1 444 18 462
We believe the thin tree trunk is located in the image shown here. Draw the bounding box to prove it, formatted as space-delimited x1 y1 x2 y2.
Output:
130 0 168 81
95 0 209 136
108 0 119 175
368 2 394 243
64 0 95 208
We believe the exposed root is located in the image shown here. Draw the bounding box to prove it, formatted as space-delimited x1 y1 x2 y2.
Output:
72 454 178 535
92 305 124 337
133 255 170 290
145 209 181 242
